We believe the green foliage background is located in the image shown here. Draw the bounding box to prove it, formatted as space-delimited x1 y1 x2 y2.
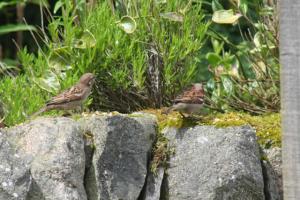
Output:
0 0 279 126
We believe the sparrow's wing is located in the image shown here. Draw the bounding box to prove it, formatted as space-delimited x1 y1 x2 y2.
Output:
46 85 84 105
173 85 204 104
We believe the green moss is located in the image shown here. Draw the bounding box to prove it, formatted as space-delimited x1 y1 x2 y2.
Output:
71 114 83 121
140 109 178 173
140 109 281 174
149 133 173 174
141 108 200 131
200 112 281 148
143 109 281 148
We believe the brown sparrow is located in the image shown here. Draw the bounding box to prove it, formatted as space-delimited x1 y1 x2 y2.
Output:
163 83 205 117
32 73 95 117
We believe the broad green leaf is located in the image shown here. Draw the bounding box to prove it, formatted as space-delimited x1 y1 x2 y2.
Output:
239 0 248 15
211 86 221 104
211 38 224 54
206 78 216 91
48 50 71 73
212 0 223 12
253 32 261 47
229 61 240 79
32 70 60 93
257 61 267 73
212 10 242 24
54 1 63 14
220 53 235 69
221 75 233 95
160 12 184 22
118 16 137 34
73 30 96 49
48 46 72 79
0 24 36 35
206 52 221 66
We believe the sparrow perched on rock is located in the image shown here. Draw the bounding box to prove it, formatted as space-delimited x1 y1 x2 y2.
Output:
32 73 95 117
163 83 205 117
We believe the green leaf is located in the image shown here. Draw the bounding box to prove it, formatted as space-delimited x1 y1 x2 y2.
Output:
239 0 248 15
229 60 240 79
221 76 233 95
118 16 137 34
211 87 221 104
253 32 261 47
0 24 36 35
48 47 71 73
206 78 216 91
73 30 97 49
160 12 184 22
212 9 242 24
211 38 223 54
32 70 61 93
206 52 221 67
54 1 63 14
212 0 223 12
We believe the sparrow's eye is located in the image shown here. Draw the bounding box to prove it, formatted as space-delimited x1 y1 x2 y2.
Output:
89 79 94 86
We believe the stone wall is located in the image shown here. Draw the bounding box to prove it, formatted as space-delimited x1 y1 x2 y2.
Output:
0 113 282 200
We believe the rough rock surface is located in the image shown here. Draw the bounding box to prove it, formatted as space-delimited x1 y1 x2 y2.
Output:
0 117 86 200
80 114 156 200
0 129 32 199
163 125 265 200
262 147 283 200
144 167 165 200
0 114 281 200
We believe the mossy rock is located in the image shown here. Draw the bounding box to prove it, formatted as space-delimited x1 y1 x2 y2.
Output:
142 109 281 148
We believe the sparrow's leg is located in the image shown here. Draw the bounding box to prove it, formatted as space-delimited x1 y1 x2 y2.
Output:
179 112 187 119
73 105 83 114
188 115 203 121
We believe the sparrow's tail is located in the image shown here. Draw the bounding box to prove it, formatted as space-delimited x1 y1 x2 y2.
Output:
0 117 5 128
29 107 48 119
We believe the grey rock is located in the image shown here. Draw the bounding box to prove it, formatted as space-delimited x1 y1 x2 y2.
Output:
80 114 156 200
144 167 165 200
1 113 270 200
1 117 87 200
163 125 264 200
0 129 32 200
262 147 282 200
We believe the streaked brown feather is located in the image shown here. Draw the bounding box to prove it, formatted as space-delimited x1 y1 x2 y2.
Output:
173 84 204 104
46 85 84 105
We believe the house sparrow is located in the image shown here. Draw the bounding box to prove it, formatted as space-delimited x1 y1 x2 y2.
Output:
31 73 95 117
163 83 205 117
